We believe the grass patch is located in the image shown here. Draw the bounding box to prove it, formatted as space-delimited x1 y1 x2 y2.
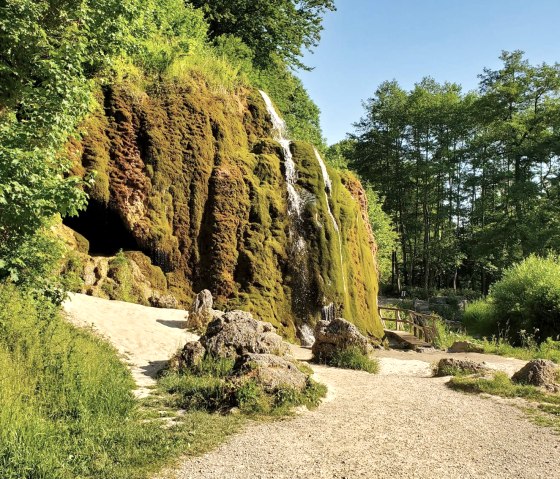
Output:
449 371 560 433
480 337 560 363
316 347 380 373
158 355 327 417
0 283 242 478
448 372 560 405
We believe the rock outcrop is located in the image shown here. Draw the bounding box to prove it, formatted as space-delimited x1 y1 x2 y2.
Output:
435 358 490 377
312 317 373 361
186 289 223 332
448 341 484 354
201 310 289 360
170 341 206 371
233 353 307 393
62 76 382 340
172 307 309 394
512 359 559 391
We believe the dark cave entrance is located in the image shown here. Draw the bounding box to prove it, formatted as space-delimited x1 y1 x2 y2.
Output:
64 199 140 256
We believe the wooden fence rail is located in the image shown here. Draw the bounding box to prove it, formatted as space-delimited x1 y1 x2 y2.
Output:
378 306 439 343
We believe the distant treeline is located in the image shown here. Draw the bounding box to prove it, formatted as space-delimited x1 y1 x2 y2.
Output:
339 51 560 294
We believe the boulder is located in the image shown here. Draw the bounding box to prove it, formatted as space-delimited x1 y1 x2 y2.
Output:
169 341 206 371
186 290 222 332
512 359 560 391
201 310 288 360
234 353 307 392
435 358 490 377
149 293 179 309
448 340 484 354
312 317 372 361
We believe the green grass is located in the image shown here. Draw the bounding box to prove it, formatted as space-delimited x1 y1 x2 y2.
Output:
448 371 560 433
158 354 327 416
0 283 242 478
448 371 560 405
432 317 560 363
316 347 380 373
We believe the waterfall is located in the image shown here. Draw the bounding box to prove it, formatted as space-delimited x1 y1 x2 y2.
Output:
314 147 347 295
321 302 337 322
259 91 304 218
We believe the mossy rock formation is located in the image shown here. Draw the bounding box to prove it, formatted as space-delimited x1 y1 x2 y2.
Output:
65 74 382 340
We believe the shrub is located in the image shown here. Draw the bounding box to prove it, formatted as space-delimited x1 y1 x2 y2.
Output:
463 299 498 337
489 255 560 343
319 347 380 373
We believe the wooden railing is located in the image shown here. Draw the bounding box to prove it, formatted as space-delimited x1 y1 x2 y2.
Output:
378 306 438 343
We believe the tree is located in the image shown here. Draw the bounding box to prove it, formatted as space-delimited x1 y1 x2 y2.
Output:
346 51 560 294
188 0 335 69
0 0 138 284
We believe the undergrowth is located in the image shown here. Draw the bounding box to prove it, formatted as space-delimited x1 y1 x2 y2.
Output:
315 347 380 373
433 318 560 363
448 372 560 405
0 283 240 479
158 355 326 416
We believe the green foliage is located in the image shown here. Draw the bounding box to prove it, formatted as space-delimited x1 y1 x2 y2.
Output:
0 0 144 284
448 371 560 405
365 187 399 284
347 51 560 295
463 299 498 337
159 354 326 415
317 347 380 373
464 256 560 343
0 282 222 478
190 0 335 70
489 255 560 342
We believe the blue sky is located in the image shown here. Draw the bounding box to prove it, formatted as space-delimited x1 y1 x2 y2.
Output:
298 0 560 145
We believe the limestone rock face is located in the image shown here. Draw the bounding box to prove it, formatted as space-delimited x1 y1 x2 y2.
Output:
186 290 221 332
170 341 206 371
435 358 490 377
312 317 373 361
63 78 383 339
448 341 484 354
201 310 288 360
234 353 307 392
512 359 559 391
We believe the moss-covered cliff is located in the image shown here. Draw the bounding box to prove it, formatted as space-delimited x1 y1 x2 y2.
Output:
65 73 382 340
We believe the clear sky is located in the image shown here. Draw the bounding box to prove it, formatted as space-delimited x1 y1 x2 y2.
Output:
298 0 560 145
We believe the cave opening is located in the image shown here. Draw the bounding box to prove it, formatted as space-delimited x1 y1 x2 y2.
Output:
64 199 140 256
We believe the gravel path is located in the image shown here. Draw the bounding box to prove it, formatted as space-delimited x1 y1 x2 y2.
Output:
164 355 560 479
62 295 559 478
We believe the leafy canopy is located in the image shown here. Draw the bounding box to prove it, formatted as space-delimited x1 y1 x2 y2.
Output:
189 0 336 69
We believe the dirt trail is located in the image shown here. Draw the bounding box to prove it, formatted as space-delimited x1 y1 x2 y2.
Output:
63 293 197 396
165 355 559 479
63 295 560 478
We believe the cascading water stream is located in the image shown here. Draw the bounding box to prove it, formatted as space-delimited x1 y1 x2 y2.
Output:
314 147 347 296
259 91 304 219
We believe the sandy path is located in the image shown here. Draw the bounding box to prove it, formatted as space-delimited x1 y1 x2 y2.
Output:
63 295 559 478
63 293 197 396
165 357 559 479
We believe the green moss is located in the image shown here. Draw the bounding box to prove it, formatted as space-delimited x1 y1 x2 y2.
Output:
73 72 383 339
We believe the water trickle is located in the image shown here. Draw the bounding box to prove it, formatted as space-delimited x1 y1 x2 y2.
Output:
321 302 337 323
299 323 315 347
259 91 304 218
314 147 347 295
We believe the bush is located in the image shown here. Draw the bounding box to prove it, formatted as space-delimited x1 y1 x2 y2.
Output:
465 256 560 344
463 299 498 337
319 347 380 373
